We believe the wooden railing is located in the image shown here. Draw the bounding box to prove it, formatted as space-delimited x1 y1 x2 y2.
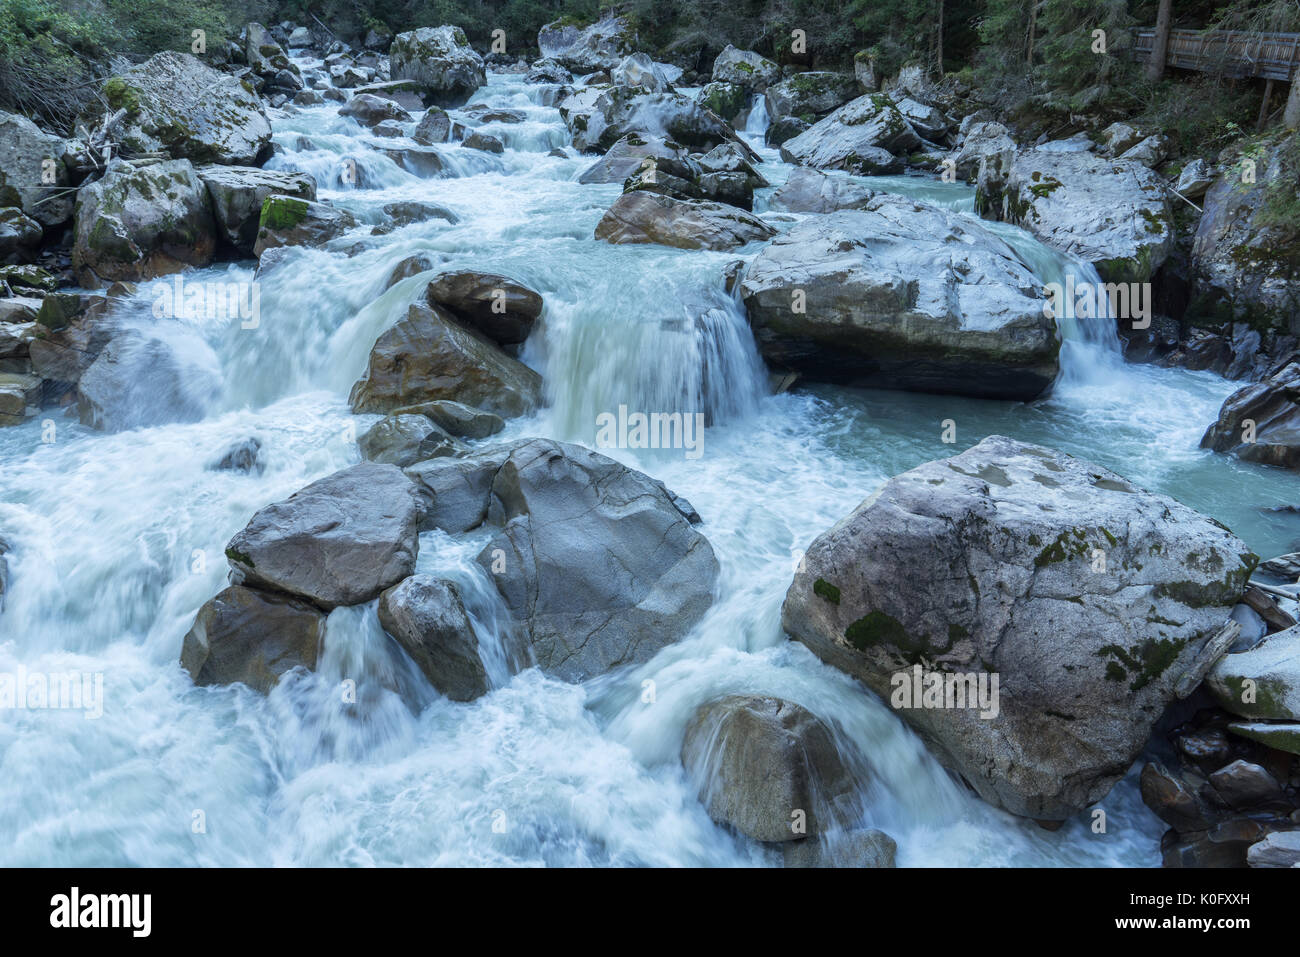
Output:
1134 28 1300 81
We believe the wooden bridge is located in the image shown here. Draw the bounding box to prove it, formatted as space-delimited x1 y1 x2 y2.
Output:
1134 27 1300 81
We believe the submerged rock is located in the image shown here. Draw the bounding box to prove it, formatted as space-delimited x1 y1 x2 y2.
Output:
76 331 216 431
681 695 859 842
225 461 421 609
377 575 488 701
473 438 719 682
181 585 325 694
349 302 542 417
781 435 1256 820
740 196 1059 401
782 829 897 868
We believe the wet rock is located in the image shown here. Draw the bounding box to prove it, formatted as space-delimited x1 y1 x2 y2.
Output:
394 399 505 439
681 695 858 842
595 192 775 250
389 26 485 106
1227 720 1300 755
76 331 216 431
563 87 753 155
404 444 523 534
1247 829 1300 867
424 271 542 346
1209 759 1284 809
1140 762 1215 832
180 585 325 694
88 52 272 165
783 829 897 867
377 144 446 177
1201 361 1300 469
198 166 316 254
769 168 874 213
358 413 465 466
252 196 357 257
473 438 719 682
0 207 41 259
782 435 1256 820
462 131 503 154
778 94 919 175
740 196 1058 401
72 160 217 286
0 111 74 227
1163 817 1274 867
383 254 436 289
1207 624 1300 720
381 202 458 228
537 14 635 73
349 302 542 417
0 372 39 426
711 45 780 93
225 461 420 609
209 436 263 473
377 575 488 701
989 149 1174 283
577 133 688 184
412 106 451 145
339 93 412 127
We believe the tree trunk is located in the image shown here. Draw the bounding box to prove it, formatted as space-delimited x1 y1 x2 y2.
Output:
1026 1 1039 65
1148 0 1173 82
935 0 944 75
1286 75 1300 129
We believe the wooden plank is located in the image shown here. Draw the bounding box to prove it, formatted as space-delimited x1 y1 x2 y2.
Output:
1132 27 1300 81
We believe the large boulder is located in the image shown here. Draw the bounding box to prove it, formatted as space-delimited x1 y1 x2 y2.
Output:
1190 141 1300 330
180 585 325 694
377 575 489 701
349 302 542 417
1206 625 1300 720
473 439 719 682
92 52 272 165
562 87 752 155
595 192 775 250
225 461 421 609
198 166 316 254
577 133 688 184
768 168 874 213
0 207 41 259
711 45 780 92
988 149 1174 283
781 436 1256 820
0 111 74 226
680 695 859 842
537 14 636 73
358 414 463 467
252 195 356 257
339 93 413 127
72 159 217 286
778 94 920 174
740 196 1059 401
610 53 672 92
424 271 543 346
389 26 486 106
1200 360 1300 469
764 73 860 121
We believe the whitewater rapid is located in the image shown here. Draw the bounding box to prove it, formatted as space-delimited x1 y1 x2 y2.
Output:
0 67 1296 866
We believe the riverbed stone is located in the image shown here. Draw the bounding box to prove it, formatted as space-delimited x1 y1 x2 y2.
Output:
680 695 858 842
389 26 485 105
225 461 421 609
349 302 542 417
473 438 719 682
1207 624 1300 720
180 585 325 694
768 168 874 213
595 192 775 250
252 195 357 257
778 94 920 174
781 435 1257 820
740 195 1059 401
198 165 317 253
1201 361 1300 469
377 575 489 701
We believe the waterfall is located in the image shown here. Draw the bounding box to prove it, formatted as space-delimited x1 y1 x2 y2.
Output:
743 94 770 137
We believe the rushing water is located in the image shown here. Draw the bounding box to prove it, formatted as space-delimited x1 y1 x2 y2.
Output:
1 64 1298 867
